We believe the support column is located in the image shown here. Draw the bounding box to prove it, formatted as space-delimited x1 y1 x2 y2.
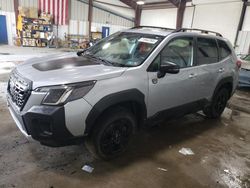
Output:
13 0 19 26
176 0 186 29
135 6 142 27
234 0 248 47
88 0 93 39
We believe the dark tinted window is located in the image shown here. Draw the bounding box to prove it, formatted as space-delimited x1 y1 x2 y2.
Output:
149 37 194 71
197 38 218 65
218 40 231 60
161 37 194 68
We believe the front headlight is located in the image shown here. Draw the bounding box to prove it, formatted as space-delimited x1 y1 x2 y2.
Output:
35 81 96 105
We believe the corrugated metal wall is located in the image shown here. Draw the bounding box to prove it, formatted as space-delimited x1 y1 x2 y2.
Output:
0 0 14 12
0 0 38 11
70 1 133 27
92 22 129 35
0 0 133 41
69 1 133 37
19 0 38 8
235 31 250 55
71 0 88 21
93 7 133 27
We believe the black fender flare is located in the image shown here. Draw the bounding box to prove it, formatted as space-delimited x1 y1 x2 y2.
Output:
213 76 233 98
85 89 147 135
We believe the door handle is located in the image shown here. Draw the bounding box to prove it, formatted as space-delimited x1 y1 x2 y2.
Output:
189 73 197 79
218 68 225 73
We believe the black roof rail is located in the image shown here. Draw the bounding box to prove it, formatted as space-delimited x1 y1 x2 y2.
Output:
175 28 223 37
132 26 175 31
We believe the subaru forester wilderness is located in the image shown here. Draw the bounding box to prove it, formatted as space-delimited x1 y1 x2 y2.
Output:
7 26 240 159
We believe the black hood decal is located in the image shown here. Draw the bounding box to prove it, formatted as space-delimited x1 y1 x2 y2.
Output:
32 56 100 71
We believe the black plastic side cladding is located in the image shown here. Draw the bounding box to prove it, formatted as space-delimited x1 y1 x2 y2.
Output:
23 105 75 146
85 89 147 135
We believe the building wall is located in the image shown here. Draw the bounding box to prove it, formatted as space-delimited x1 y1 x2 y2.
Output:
0 0 134 44
70 0 88 21
140 0 247 44
0 0 15 45
192 1 242 44
19 0 38 8
95 0 134 19
93 7 133 28
66 1 133 38
182 6 194 28
242 6 250 31
0 0 14 11
141 8 177 28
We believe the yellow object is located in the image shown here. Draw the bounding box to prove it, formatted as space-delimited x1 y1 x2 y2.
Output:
17 15 23 32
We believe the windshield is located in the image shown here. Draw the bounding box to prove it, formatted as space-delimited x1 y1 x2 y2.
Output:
85 32 163 67
243 54 250 61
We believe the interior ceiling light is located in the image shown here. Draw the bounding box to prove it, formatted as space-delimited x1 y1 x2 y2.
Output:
136 1 145 5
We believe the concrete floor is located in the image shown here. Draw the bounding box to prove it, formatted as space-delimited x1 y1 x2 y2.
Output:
0 46 250 188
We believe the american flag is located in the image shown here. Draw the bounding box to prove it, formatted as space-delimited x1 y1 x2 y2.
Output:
38 0 69 25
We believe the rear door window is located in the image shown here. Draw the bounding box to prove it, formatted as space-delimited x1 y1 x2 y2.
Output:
197 37 219 65
218 40 231 60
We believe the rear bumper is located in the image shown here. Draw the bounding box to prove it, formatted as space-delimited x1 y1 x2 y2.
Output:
7 95 84 147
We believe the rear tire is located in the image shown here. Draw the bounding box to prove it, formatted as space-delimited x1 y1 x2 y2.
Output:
85 107 136 160
203 88 230 118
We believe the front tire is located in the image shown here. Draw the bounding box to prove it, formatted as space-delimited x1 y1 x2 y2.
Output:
86 107 136 160
203 88 230 118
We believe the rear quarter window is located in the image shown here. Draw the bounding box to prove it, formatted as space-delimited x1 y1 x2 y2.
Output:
218 39 231 60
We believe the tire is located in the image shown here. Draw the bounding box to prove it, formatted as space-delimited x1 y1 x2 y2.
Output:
85 107 136 160
203 88 230 119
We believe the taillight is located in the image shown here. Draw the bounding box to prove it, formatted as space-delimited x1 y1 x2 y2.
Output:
236 60 242 69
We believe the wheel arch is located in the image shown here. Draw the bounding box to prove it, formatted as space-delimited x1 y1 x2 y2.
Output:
213 76 233 99
85 89 147 135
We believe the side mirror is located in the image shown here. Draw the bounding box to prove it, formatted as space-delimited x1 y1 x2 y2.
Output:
77 49 88 56
157 61 180 78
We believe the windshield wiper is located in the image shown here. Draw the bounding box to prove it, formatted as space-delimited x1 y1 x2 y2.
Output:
84 54 133 67
97 57 114 66
85 54 120 66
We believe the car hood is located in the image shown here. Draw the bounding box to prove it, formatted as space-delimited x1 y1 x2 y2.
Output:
16 53 127 89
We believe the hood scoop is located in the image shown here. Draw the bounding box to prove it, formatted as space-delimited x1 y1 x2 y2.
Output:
32 56 100 71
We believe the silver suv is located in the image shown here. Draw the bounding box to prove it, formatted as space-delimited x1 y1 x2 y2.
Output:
7 26 240 159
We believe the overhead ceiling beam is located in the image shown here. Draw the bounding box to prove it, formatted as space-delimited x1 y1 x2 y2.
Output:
95 0 132 9
167 0 179 7
79 0 134 22
120 0 137 9
142 2 176 9
176 0 186 29
120 0 142 26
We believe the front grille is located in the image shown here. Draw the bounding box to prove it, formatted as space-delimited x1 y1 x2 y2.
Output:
7 71 32 110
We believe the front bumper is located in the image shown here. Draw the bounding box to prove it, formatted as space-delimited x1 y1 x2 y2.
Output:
7 94 84 147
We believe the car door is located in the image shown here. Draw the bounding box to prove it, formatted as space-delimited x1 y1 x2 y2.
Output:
147 36 202 117
195 37 223 100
